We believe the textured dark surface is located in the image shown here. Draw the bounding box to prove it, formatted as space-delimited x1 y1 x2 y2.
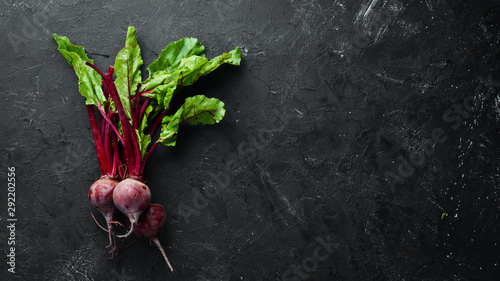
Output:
1 0 500 280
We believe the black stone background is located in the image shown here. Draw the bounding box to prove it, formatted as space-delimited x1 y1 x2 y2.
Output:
1 0 500 280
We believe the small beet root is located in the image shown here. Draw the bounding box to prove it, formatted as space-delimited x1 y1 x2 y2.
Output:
88 177 119 249
112 178 151 238
134 203 166 238
135 203 173 272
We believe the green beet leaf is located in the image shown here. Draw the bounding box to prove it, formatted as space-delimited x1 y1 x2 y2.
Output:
179 47 241 87
157 95 226 146
140 47 241 109
180 95 226 125
147 37 205 77
157 109 183 147
53 34 106 108
114 26 143 121
138 104 154 159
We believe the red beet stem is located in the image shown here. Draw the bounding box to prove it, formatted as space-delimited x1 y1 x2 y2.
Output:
87 105 109 175
85 62 138 178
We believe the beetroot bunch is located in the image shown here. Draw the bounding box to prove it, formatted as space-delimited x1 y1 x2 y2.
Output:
53 26 241 271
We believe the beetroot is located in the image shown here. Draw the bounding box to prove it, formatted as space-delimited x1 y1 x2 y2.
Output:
112 178 151 238
88 176 119 247
54 26 241 270
88 177 118 223
135 203 173 272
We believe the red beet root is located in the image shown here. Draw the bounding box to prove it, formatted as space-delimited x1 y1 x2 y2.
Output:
88 176 119 248
112 178 151 238
135 203 166 238
135 203 173 272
